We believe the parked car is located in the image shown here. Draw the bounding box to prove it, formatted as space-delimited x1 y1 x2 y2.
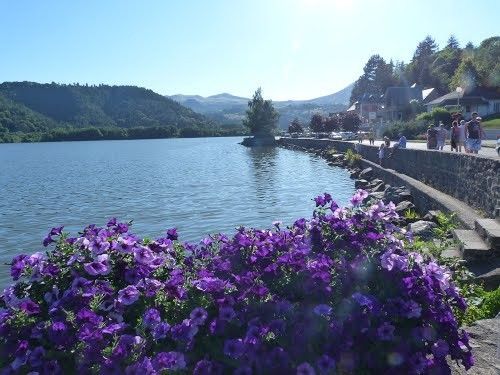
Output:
339 131 357 141
329 132 342 140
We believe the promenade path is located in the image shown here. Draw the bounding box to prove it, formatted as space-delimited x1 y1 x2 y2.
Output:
349 140 498 158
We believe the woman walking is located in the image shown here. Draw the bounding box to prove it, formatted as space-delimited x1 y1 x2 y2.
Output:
457 120 466 152
450 121 459 152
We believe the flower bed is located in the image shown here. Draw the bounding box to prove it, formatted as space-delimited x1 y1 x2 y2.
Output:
0 191 473 374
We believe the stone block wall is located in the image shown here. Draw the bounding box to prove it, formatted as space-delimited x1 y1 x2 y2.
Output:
279 138 500 217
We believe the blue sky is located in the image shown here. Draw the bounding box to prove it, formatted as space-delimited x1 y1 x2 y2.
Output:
0 0 498 100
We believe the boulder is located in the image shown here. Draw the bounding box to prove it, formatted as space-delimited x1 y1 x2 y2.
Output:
450 319 500 374
368 179 384 187
475 268 500 291
384 186 413 204
395 201 416 214
423 210 443 223
354 179 369 189
359 167 373 179
367 192 385 202
371 182 386 192
407 220 437 240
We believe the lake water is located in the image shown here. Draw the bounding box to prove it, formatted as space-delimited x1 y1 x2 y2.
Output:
0 137 354 286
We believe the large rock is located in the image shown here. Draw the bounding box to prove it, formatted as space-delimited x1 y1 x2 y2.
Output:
476 268 500 291
359 167 373 179
384 186 413 204
450 318 500 375
371 182 386 192
407 220 437 240
395 201 416 214
354 179 369 188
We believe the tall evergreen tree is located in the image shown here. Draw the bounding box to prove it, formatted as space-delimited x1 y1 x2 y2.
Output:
242 88 279 137
407 36 438 86
446 35 460 50
350 55 396 103
450 58 481 92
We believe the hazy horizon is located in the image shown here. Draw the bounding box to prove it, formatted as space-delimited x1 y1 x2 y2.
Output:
1 0 499 100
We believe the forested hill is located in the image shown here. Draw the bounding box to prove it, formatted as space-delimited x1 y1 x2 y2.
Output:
0 82 233 142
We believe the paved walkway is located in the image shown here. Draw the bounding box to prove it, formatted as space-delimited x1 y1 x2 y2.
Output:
350 140 498 158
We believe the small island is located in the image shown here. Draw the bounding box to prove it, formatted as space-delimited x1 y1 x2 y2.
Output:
240 88 279 147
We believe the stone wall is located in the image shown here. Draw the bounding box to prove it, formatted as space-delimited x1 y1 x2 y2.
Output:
279 138 500 218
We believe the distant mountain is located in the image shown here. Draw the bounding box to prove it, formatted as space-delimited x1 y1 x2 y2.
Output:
169 83 353 128
0 82 215 134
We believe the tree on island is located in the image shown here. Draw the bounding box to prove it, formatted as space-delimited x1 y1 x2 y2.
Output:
243 88 279 138
288 117 303 133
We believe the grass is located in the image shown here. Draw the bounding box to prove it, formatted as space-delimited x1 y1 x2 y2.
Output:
482 118 500 129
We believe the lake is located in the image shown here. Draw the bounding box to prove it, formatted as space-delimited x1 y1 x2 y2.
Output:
0 137 354 286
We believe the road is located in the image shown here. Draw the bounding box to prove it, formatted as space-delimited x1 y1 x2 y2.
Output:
349 140 499 158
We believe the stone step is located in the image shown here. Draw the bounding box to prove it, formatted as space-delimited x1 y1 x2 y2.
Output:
452 229 492 259
474 218 500 251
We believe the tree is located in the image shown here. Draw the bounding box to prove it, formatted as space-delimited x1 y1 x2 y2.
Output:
450 58 481 92
350 55 396 104
340 112 361 132
446 35 460 50
288 118 303 133
406 36 438 86
323 115 340 132
242 88 279 137
309 113 324 132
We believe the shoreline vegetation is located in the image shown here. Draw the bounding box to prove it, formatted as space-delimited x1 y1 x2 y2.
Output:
0 125 247 144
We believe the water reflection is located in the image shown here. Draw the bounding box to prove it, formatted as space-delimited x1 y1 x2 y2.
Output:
246 146 279 206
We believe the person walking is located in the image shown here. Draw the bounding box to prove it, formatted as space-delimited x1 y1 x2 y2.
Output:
378 143 385 167
457 119 466 152
427 125 437 150
368 128 375 145
450 120 459 152
466 113 485 154
436 121 447 150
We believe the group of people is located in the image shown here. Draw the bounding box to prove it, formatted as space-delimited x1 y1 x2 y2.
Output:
378 134 406 166
426 112 486 154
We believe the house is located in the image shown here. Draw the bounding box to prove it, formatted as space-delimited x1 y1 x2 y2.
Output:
425 87 500 118
380 85 440 121
346 93 383 123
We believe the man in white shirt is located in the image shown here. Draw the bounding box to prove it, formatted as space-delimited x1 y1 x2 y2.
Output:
457 120 466 152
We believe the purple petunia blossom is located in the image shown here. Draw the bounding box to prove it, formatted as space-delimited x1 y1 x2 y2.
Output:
297 362 316 375
193 360 215 375
350 189 368 206
190 307 208 326
19 299 40 315
171 319 198 343
219 306 236 321
143 308 161 328
153 322 170 340
223 338 245 359
84 254 110 276
166 228 178 240
316 354 335 374
117 285 140 305
432 339 449 358
134 245 156 265
313 304 332 317
153 351 186 371
377 322 395 341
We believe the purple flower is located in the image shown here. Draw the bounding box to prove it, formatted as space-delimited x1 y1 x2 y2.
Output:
153 351 186 371
10 254 28 280
193 360 216 375
134 245 156 265
432 339 449 358
297 362 316 375
28 346 45 367
351 292 375 310
234 366 252 375
153 322 170 340
313 304 332 317
48 321 68 345
171 319 198 343
190 307 208 326
143 308 161 327
117 285 140 305
50 226 64 236
193 276 228 292
223 338 245 358
84 254 110 276
377 322 395 341
350 189 368 206
219 306 236 321
166 228 178 240
316 355 335 374
19 299 40 315
125 356 154 375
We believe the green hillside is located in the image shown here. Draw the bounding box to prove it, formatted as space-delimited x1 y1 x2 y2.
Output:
0 82 244 142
